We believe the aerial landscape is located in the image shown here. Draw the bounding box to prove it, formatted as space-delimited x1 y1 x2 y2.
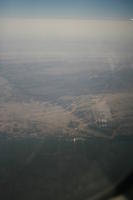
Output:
0 36 133 139
0 0 133 199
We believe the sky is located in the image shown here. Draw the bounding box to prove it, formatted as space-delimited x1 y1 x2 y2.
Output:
0 0 133 19
0 0 133 58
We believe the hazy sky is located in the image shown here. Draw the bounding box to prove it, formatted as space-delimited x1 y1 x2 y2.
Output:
0 19 133 56
0 1 133 58
0 0 133 19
